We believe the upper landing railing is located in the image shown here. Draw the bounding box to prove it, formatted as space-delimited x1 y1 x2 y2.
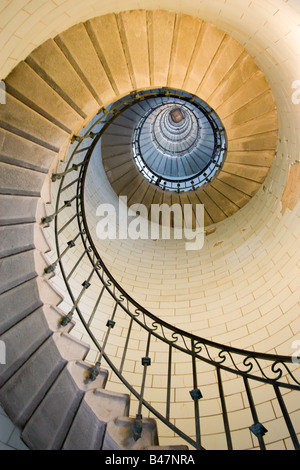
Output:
131 90 227 192
42 88 300 451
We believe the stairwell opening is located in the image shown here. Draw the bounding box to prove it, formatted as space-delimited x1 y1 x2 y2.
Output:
0 3 299 452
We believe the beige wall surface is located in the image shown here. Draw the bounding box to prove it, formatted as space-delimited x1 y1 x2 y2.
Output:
0 0 299 451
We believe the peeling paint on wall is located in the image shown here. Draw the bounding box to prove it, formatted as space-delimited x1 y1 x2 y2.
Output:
281 162 300 215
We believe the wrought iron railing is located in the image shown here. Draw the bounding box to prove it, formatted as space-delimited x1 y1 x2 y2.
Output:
43 89 300 451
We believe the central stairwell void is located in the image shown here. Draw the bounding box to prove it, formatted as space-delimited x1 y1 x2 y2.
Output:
37 91 299 451
129 91 227 192
0 9 299 451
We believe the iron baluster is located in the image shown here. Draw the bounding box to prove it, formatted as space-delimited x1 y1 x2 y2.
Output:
88 301 119 381
57 214 78 236
190 339 202 450
60 178 80 193
51 163 81 182
243 377 267 450
41 196 77 225
71 135 84 144
71 131 97 145
66 248 89 281
134 331 152 442
119 315 134 375
74 146 94 155
137 331 152 417
166 344 172 422
87 286 105 328
44 231 81 274
273 385 300 450
60 266 95 326
216 366 233 450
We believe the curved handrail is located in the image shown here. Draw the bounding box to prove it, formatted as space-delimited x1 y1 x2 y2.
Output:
46 87 300 451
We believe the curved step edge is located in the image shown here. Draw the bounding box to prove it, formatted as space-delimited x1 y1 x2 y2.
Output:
21 361 107 450
63 387 130 450
0 305 71 388
103 417 159 451
0 332 90 430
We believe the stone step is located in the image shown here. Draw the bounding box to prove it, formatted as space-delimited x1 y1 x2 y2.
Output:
226 111 278 142
26 39 99 122
0 305 68 388
210 179 251 209
110 114 137 129
107 161 136 184
0 162 45 197
0 272 63 334
135 100 152 115
0 128 56 173
101 144 131 160
103 152 132 170
228 130 278 153
179 190 208 229
119 107 144 122
37 276 64 307
197 35 244 102
63 388 130 450
222 162 270 184
127 179 151 207
137 137 154 151
112 170 143 199
102 133 133 147
86 14 132 98
104 122 133 137
167 14 204 90
21 361 105 450
208 53 259 110
34 223 52 255
103 417 159 450
5 61 83 135
0 93 68 153
0 279 43 335
195 190 227 225
0 224 34 260
0 195 38 226
202 185 239 219
42 305 77 334
140 186 156 210
117 10 151 90
223 89 276 130
147 11 176 87
0 223 49 260
0 332 90 428
143 150 160 170
226 150 275 168
0 249 45 295
174 20 222 93
217 171 261 198
215 71 270 120
55 23 116 107
145 446 190 450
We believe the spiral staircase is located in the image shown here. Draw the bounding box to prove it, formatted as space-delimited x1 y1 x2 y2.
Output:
0 9 299 451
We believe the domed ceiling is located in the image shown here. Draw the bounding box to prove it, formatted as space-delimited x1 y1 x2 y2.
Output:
100 15 278 228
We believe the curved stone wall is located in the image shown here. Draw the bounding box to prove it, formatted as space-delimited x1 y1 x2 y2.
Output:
0 0 299 451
